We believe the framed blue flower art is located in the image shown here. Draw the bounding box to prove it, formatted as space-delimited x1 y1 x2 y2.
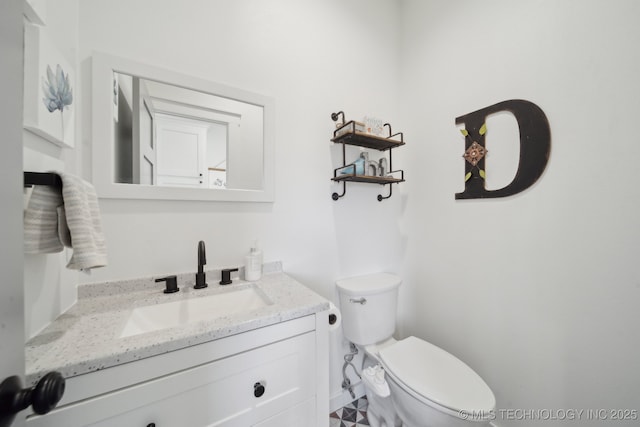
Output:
23 23 75 148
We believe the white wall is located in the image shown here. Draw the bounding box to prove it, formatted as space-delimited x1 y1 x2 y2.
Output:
398 0 640 425
78 0 402 405
23 0 80 339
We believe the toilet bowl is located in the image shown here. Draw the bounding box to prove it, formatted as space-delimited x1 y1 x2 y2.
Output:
378 336 495 427
336 273 496 427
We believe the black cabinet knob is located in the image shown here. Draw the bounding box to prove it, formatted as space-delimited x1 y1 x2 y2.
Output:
31 372 65 414
147 424 156 427
253 381 265 398
0 371 65 426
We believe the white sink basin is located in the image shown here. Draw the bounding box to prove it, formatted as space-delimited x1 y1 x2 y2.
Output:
119 285 272 338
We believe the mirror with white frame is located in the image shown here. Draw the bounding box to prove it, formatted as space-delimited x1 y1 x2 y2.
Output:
92 52 274 202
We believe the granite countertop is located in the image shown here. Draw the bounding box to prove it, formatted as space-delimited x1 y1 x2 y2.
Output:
25 262 329 385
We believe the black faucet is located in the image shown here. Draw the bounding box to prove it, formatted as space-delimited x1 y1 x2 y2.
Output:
195 240 208 289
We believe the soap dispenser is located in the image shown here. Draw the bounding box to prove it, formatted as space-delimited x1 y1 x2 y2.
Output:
244 241 263 281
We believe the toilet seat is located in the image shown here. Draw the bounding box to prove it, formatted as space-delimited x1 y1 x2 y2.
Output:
378 336 495 416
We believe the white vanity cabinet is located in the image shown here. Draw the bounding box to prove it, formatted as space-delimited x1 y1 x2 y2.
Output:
26 314 328 427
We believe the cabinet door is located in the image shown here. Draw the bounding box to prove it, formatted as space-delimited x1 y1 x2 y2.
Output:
27 332 316 427
252 398 315 427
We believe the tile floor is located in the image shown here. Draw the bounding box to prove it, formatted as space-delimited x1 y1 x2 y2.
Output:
329 396 370 427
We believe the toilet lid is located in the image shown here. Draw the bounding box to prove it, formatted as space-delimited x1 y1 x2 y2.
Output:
378 336 495 413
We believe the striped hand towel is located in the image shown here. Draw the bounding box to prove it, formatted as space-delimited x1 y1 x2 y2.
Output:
24 185 66 253
24 172 108 271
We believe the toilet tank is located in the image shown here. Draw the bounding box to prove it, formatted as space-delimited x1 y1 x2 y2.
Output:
336 273 402 346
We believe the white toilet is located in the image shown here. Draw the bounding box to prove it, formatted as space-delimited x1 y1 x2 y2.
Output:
336 273 496 427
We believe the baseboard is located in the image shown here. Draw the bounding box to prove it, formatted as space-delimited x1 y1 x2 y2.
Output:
329 381 366 413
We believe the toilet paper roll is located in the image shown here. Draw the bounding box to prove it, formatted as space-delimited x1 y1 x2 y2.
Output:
328 302 341 332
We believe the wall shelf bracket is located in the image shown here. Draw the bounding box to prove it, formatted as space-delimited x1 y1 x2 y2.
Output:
332 181 346 200
378 184 393 202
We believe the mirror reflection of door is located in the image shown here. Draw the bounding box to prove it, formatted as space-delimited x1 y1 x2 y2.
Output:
113 72 237 189
155 115 207 188
133 78 157 185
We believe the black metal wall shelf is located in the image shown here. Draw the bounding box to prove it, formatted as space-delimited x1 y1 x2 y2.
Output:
330 111 405 202
332 174 404 185
331 130 405 151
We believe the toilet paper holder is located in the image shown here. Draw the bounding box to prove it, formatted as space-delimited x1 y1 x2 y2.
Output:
328 302 342 331
329 313 338 325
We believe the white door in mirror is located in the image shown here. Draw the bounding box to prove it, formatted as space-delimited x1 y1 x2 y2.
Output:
155 115 208 188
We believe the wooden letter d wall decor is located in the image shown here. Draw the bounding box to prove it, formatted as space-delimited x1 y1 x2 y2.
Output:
455 99 551 199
